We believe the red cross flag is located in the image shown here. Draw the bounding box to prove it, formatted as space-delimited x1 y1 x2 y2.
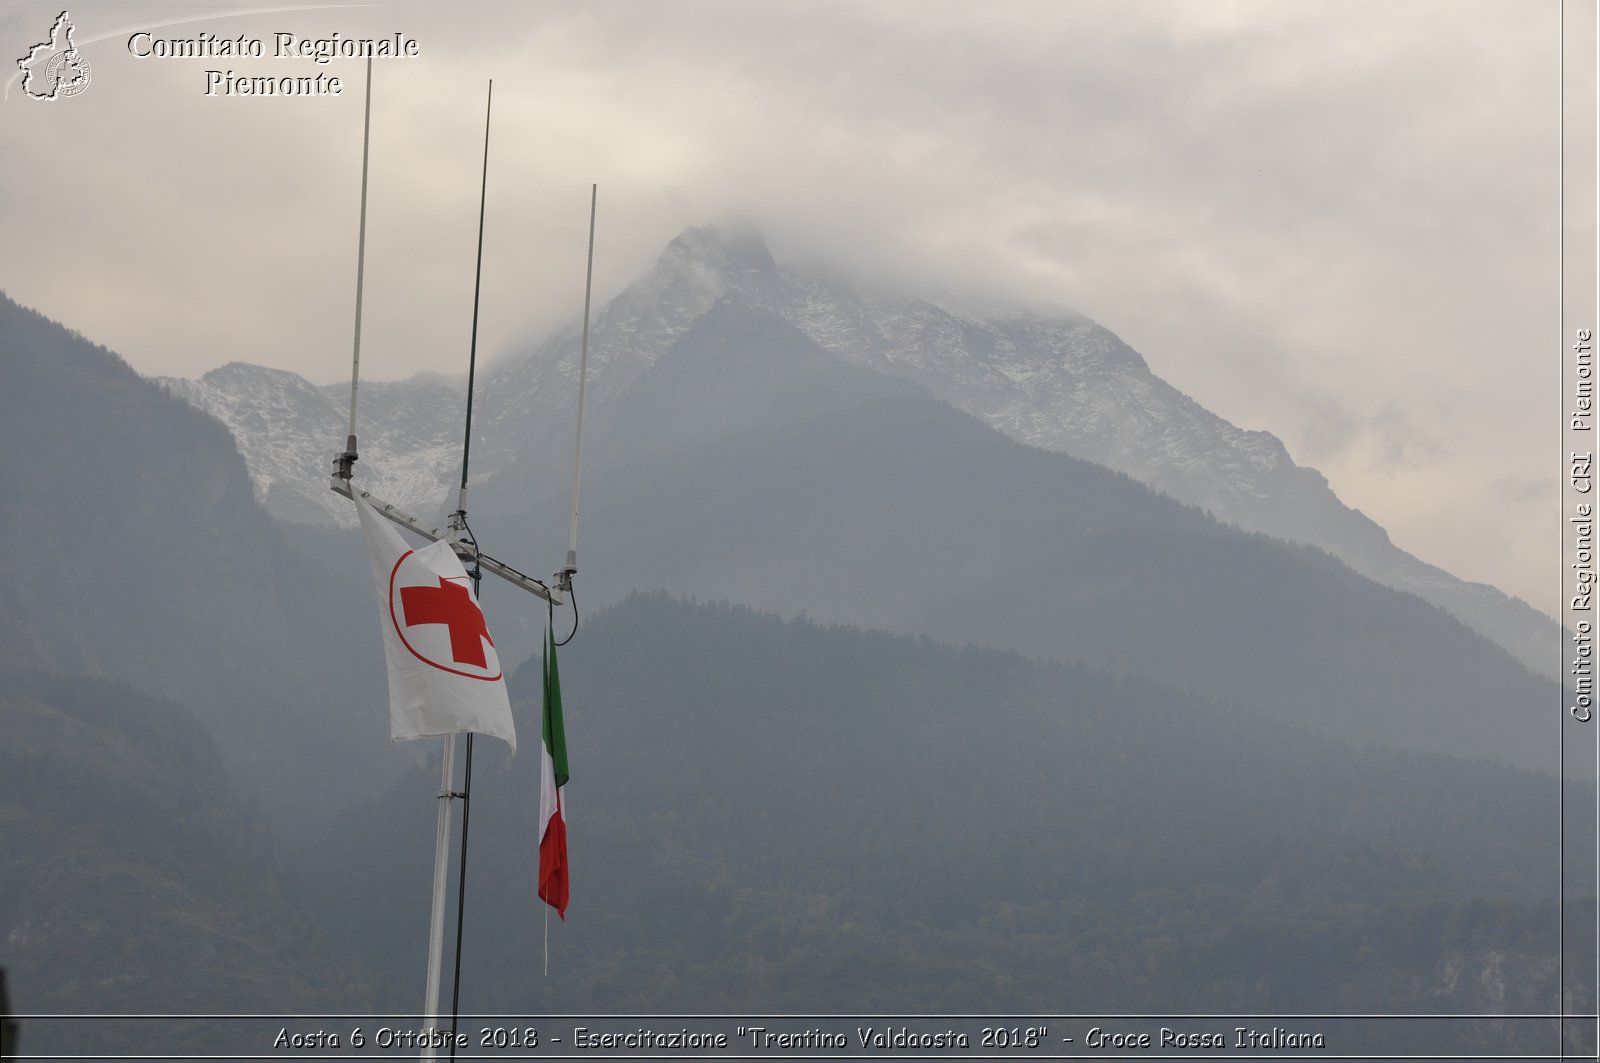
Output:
354 493 516 751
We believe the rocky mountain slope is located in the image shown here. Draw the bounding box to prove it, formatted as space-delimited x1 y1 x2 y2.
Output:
3 288 1588 1048
158 225 1554 677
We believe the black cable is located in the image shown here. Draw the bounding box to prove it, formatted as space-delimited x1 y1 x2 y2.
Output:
447 732 473 1060
555 580 578 646
457 513 483 584
446 568 482 1061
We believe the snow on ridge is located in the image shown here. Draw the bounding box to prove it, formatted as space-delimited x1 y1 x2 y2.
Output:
157 228 1320 536
774 263 1301 517
159 365 467 528
154 223 1558 678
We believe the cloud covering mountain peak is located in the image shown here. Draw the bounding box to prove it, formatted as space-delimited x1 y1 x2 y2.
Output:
158 224 1559 678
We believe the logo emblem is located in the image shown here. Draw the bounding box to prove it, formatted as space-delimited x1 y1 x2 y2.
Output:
387 549 502 681
17 11 91 101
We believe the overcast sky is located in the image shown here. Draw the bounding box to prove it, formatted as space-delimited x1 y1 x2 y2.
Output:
0 0 1589 614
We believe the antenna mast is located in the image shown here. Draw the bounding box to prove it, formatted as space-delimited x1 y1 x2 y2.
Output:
452 80 494 529
560 184 597 590
331 74 558 608
328 71 600 1055
427 80 494 1060
335 57 374 482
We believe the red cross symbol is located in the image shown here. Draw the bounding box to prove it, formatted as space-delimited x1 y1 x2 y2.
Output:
400 577 495 669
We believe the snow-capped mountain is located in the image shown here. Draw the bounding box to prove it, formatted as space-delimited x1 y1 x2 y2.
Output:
160 224 1557 678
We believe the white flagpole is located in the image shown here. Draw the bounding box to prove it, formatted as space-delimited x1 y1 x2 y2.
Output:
335 58 373 484
561 184 597 588
347 56 372 449
421 733 457 1059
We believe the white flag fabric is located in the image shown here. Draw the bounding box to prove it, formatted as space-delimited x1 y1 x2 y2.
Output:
354 493 516 751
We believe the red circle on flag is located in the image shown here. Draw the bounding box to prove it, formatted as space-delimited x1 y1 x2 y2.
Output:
387 550 503 681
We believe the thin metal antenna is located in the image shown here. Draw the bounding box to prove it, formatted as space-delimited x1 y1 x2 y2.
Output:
336 57 374 481
560 184 597 589
425 79 492 1059
453 80 494 527
438 81 492 1053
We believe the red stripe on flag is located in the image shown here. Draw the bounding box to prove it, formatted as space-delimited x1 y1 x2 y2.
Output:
539 792 569 919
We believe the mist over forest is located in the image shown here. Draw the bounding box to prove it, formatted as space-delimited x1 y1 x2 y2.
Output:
0 239 1590 1059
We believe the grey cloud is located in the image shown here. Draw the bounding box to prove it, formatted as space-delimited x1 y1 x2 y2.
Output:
0 0 1569 610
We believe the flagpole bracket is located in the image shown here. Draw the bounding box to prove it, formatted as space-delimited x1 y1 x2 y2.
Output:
332 436 359 481
332 481 564 606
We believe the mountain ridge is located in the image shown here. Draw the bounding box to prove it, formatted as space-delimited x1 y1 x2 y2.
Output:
150 227 1558 679
3 287 1590 1041
307 592 1583 1031
0 290 404 827
501 338 1557 773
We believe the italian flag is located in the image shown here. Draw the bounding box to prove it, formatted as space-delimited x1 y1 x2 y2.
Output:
538 627 570 918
